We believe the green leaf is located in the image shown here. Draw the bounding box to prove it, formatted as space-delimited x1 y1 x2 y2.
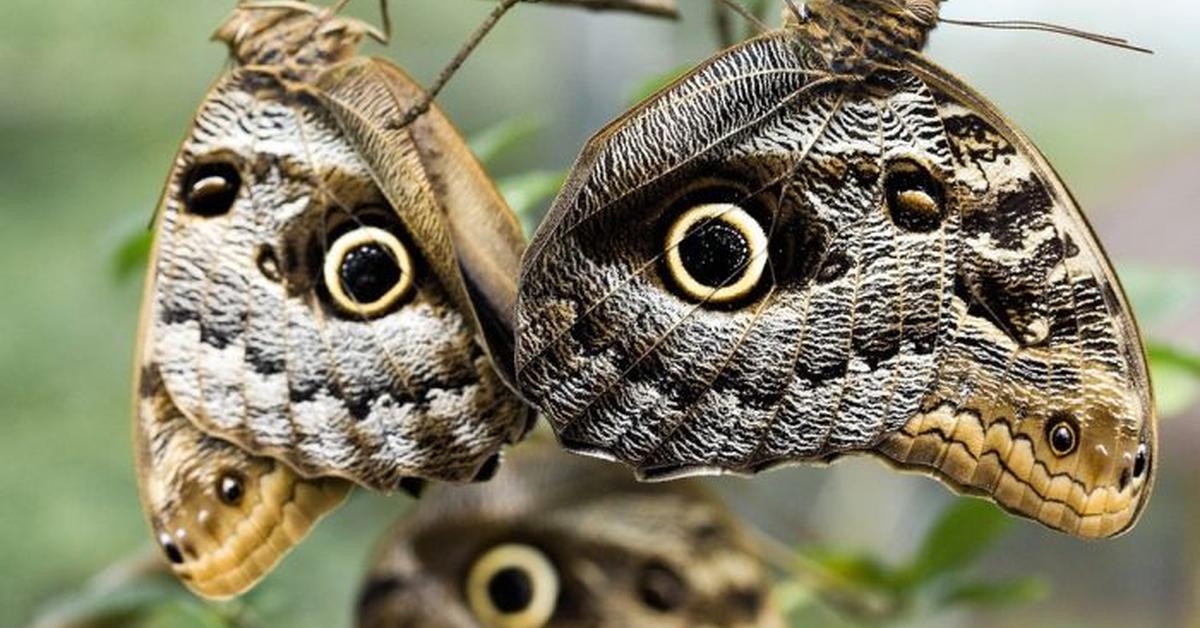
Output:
803 548 903 592
114 228 154 282
627 64 694 105
937 576 1048 609
1148 341 1200 376
468 116 543 167
1147 341 1200 418
772 579 819 617
497 170 567 235
905 499 1011 585
138 601 236 628
1119 264 1200 326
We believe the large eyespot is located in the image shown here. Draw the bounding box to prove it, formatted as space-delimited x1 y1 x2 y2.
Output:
883 157 945 233
466 544 558 628
322 226 414 318
664 203 768 305
182 159 241 217
1045 413 1079 457
217 472 245 506
637 560 688 612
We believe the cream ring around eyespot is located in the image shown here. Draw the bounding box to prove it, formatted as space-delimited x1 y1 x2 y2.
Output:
466 543 559 628
322 226 414 318
664 203 768 305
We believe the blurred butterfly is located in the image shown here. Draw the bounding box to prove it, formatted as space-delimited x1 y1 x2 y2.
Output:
355 443 784 628
133 1 532 597
516 0 1156 538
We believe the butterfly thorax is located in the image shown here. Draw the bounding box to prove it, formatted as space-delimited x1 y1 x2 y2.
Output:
786 0 941 72
213 6 372 83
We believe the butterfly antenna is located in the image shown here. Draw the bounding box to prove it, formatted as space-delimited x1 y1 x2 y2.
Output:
376 0 392 44
939 17 1153 54
713 0 737 47
392 0 522 130
714 0 771 36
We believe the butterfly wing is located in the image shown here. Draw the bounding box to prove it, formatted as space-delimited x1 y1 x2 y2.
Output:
355 445 783 628
147 66 526 490
134 262 350 598
515 33 1154 537
315 56 529 387
872 56 1156 538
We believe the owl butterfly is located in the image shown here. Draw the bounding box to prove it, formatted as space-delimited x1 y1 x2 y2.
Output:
133 1 533 598
355 444 784 628
516 0 1157 538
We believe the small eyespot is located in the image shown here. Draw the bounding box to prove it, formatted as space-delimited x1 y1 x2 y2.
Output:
637 560 688 612
1133 442 1149 479
322 226 414 318
883 157 945 233
664 203 768 306
217 472 245 506
159 533 185 565
182 160 241 217
466 544 558 628
256 245 282 283
1045 415 1079 457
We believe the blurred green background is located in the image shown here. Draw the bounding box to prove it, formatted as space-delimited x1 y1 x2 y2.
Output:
1 1 1198 626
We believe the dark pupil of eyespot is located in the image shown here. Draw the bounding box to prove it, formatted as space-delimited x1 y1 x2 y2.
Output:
1051 424 1074 453
219 475 244 505
1134 444 1148 478
339 243 401 305
487 567 535 614
884 160 944 233
183 161 240 217
638 562 687 612
159 535 185 565
678 220 750 289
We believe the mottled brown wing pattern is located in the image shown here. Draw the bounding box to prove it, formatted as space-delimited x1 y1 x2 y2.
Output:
518 34 954 469
355 445 783 628
151 68 523 489
516 28 1153 537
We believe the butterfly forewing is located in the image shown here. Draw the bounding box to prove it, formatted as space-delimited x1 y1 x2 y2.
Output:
517 16 1154 538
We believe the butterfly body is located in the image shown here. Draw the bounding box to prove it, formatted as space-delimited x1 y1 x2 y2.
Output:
516 0 1155 537
135 3 528 597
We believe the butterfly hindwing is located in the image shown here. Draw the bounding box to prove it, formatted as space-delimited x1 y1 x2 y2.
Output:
516 18 1154 538
134 285 350 600
873 59 1156 537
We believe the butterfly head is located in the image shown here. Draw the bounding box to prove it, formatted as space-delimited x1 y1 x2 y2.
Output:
213 2 377 81
787 0 944 68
